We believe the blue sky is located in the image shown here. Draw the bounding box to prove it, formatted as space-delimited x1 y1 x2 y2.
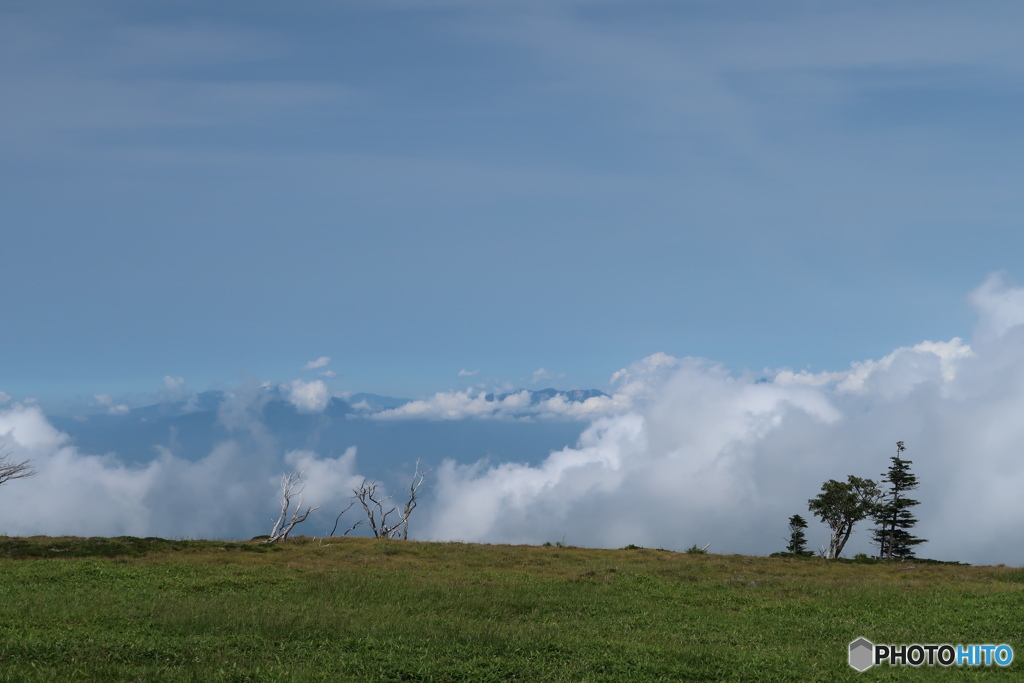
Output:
7 2 1024 561
5 1 1021 403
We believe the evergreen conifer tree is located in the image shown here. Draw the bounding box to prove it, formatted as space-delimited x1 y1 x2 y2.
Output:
785 514 811 555
872 441 927 560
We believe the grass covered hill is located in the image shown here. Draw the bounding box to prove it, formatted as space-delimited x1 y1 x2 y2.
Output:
0 536 1020 681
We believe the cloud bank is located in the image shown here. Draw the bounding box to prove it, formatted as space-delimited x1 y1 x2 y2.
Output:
2 275 1024 565
0 393 367 539
371 388 629 421
420 275 1024 565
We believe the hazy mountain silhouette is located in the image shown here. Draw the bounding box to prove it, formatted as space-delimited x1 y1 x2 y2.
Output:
483 388 608 403
49 389 600 473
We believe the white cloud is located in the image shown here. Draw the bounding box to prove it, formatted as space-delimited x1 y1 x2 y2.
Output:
350 400 373 413
372 355 689 422
418 277 1024 565
280 447 363 511
158 375 198 410
304 356 331 370
773 338 974 397
530 368 550 383
284 379 330 413
457 369 479 377
0 403 68 451
373 389 519 420
532 392 632 419
319 370 336 378
610 351 680 396
370 386 630 421
93 393 130 416
162 375 185 390
0 392 10 405
0 402 371 539
5 276 1024 565
968 272 1024 342
531 368 569 384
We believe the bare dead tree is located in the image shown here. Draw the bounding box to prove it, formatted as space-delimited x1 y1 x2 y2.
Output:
401 461 430 540
0 445 35 488
352 461 431 539
327 501 364 538
266 468 321 543
352 479 399 538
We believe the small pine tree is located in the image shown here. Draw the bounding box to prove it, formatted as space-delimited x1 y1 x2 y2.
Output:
786 514 810 555
872 441 927 560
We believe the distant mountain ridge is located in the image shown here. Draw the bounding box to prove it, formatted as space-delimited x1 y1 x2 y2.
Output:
55 386 606 424
48 387 606 468
483 388 608 404
347 393 412 411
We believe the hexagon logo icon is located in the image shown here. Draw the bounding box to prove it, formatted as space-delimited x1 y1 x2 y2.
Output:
849 637 874 672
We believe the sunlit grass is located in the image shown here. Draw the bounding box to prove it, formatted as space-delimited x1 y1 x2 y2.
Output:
0 536 1020 681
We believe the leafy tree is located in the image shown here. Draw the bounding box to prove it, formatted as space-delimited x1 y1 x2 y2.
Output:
808 476 881 559
872 441 926 560
785 514 811 555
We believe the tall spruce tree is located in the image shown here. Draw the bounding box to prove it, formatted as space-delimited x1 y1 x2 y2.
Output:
872 441 927 560
785 514 811 555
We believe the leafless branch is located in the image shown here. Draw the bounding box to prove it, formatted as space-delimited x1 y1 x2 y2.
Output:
352 461 431 539
266 467 321 543
327 501 364 537
0 445 35 488
352 479 395 538
401 460 431 540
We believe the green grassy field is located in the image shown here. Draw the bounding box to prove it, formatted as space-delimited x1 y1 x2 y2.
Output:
0 536 1020 681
